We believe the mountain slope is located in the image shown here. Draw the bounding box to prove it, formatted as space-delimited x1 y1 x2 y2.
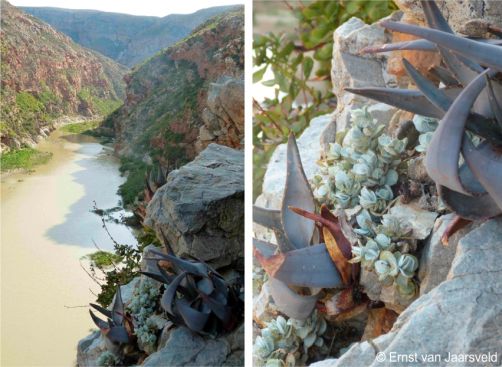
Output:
0 1 127 151
107 7 244 168
21 5 239 67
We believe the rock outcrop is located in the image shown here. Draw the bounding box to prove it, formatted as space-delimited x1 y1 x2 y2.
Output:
145 144 244 269
311 218 502 367
22 5 238 67
107 8 244 166
0 0 126 151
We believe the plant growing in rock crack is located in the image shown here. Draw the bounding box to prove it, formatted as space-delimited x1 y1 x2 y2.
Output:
134 163 168 222
310 107 418 296
348 0 502 222
253 134 364 323
127 279 161 354
89 287 134 346
314 107 407 212
254 311 327 367
141 234 243 336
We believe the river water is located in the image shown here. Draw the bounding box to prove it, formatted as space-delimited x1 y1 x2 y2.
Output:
1 129 138 366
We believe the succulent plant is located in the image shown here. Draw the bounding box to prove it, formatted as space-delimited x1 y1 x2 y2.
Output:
141 240 243 336
253 134 354 320
316 107 406 213
134 163 168 221
127 279 160 354
89 287 134 345
350 0 502 220
254 311 327 367
97 351 121 367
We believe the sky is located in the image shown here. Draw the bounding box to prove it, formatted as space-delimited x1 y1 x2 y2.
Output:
9 0 244 17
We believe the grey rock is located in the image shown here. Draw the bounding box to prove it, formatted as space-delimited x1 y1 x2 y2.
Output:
143 327 206 366
76 331 117 367
140 244 163 274
255 113 332 211
157 322 175 350
145 144 243 269
325 14 400 146
192 339 231 367
253 280 280 327
312 217 502 367
225 323 244 351
418 214 480 295
144 327 232 367
388 200 438 240
223 350 244 367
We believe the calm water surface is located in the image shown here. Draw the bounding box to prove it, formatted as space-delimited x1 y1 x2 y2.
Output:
1 128 137 366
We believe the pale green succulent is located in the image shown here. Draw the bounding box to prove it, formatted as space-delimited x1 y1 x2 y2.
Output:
127 279 160 353
97 351 120 367
415 132 434 153
412 115 438 134
254 311 327 367
316 108 406 212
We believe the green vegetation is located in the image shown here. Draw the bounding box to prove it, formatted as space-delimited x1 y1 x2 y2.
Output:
1 148 53 171
118 157 149 206
85 250 123 268
253 0 397 199
60 120 101 134
77 87 123 116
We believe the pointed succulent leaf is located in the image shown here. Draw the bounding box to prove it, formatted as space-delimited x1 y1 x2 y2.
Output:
380 21 502 72
323 227 352 285
281 133 316 249
360 39 436 54
425 70 493 195
268 278 318 320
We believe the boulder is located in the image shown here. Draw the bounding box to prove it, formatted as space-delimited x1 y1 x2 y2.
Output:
253 280 280 327
323 13 401 147
310 217 502 367
145 144 243 269
255 113 332 211
143 327 232 367
418 214 480 295
76 331 117 367
388 200 438 240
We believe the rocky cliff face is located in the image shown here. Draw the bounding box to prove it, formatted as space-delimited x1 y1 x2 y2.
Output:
106 8 244 167
0 1 127 151
22 5 239 67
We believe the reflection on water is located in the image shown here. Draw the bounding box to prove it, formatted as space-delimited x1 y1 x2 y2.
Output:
1 129 137 366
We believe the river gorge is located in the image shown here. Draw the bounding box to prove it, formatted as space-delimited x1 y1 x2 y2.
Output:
1 127 137 366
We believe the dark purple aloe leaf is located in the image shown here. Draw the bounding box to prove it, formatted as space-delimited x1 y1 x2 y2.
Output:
89 310 109 330
380 21 502 72
107 326 130 344
253 238 277 258
253 206 282 230
149 249 208 276
485 74 502 131
420 0 453 33
256 244 343 288
140 271 167 284
402 58 452 112
210 274 229 300
425 70 491 195
345 87 449 118
196 277 214 295
281 133 315 249
253 206 294 252
429 66 459 86
176 298 210 333
90 303 112 319
439 185 501 220
360 39 436 54
111 287 124 326
268 277 318 320
161 272 187 315
463 140 502 210
201 294 232 324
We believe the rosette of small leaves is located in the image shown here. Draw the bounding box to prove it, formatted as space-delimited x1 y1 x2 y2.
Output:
97 351 121 367
315 107 406 212
413 115 438 153
350 209 418 295
127 279 160 353
254 311 327 367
